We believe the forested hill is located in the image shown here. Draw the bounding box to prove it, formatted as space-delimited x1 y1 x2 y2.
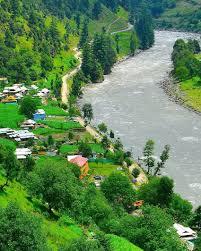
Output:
0 0 154 84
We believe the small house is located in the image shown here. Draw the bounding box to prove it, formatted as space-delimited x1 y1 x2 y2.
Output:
33 109 46 121
30 84 38 90
173 223 197 241
15 148 32 160
68 155 89 179
21 119 36 129
1 95 17 104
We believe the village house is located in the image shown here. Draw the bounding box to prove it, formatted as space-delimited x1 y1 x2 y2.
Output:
173 223 197 251
1 83 28 104
33 109 46 121
1 95 17 104
21 119 36 129
37 88 50 98
0 128 36 142
68 155 89 179
15 148 32 160
0 77 8 84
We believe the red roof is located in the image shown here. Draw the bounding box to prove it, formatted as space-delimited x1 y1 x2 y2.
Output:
69 156 88 167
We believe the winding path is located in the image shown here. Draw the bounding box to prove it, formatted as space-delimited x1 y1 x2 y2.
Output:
61 48 82 104
61 21 133 104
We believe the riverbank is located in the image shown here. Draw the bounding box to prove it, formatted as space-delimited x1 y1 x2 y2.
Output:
160 75 201 117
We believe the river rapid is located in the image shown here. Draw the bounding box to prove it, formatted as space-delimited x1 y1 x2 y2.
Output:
80 31 201 207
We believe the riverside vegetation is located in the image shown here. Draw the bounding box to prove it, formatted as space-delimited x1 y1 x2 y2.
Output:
171 38 201 113
1 0 201 251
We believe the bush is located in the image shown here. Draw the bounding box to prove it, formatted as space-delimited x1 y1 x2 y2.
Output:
132 168 140 178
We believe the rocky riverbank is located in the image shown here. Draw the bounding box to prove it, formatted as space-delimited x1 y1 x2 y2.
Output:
159 76 201 116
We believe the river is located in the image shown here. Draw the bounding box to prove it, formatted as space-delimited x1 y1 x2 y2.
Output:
80 31 201 207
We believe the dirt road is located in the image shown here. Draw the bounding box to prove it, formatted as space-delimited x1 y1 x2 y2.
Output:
61 49 82 104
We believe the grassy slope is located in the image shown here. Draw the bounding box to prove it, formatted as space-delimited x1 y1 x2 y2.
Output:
156 0 201 31
108 234 143 251
179 76 201 112
89 6 128 35
0 156 142 251
0 162 83 251
0 104 25 129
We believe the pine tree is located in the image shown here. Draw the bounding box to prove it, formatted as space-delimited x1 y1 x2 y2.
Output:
79 19 89 48
92 1 102 19
91 60 104 83
81 43 93 78
136 4 154 50
93 33 116 74
130 32 138 55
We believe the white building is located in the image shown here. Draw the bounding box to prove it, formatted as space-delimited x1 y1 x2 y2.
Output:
15 148 32 160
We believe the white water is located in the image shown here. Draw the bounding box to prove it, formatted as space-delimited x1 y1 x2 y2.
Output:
81 31 201 207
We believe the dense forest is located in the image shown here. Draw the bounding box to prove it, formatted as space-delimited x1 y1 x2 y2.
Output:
0 0 154 85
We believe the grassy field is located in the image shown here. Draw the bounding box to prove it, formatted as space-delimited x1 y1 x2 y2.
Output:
0 138 16 150
179 76 201 112
60 143 105 155
112 30 135 58
39 105 68 116
33 128 65 136
0 104 25 129
42 120 83 130
108 234 143 251
89 162 122 176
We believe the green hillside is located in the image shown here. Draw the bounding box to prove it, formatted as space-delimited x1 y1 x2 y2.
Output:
155 0 201 31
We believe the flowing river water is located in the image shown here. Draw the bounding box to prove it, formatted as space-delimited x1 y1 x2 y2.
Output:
80 31 201 207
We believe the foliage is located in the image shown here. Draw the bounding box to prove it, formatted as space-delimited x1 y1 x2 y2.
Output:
80 184 113 225
106 205 187 251
190 205 201 231
19 96 37 119
138 176 174 207
0 202 48 251
143 139 155 174
168 193 193 224
172 39 201 82
132 168 140 178
0 150 19 190
26 157 81 212
82 103 93 123
101 172 135 210
98 123 108 133
78 142 93 157
136 4 154 50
